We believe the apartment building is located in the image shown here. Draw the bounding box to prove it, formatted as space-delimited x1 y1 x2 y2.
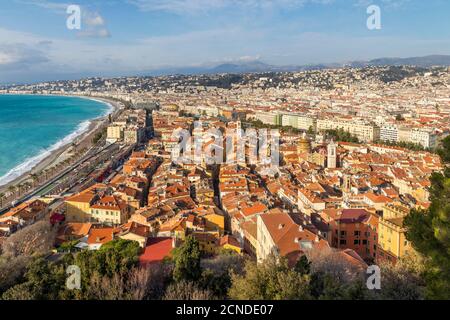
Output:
250 111 282 126
377 204 414 264
380 124 399 143
282 114 317 131
409 128 437 149
106 124 125 143
320 208 378 261
382 125 437 149
256 212 328 265
65 184 131 225
316 118 380 142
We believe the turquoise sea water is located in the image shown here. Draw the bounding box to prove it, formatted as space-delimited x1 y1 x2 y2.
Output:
0 95 110 186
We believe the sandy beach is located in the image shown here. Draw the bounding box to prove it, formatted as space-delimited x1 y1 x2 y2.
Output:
0 95 123 196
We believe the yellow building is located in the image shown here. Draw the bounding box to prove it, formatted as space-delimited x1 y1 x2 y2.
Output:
118 222 150 248
65 187 99 222
90 195 130 225
65 185 130 225
203 212 225 235
219 235 242 254
106 124 124 143
192 232 219 254
377 204 414 264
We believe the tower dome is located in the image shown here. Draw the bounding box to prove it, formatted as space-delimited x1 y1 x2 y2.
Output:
298 133 312 154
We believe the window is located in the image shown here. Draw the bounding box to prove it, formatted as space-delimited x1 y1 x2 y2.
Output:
354 231 360 236
354 239 360 245
340 231 347 237
340 239 347 245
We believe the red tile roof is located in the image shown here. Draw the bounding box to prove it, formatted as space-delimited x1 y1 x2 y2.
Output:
140 237 173 265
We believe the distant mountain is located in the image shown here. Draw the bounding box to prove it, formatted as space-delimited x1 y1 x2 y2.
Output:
364 55 450 67
210 61 273 73
142 54 450 77
142 60 276 76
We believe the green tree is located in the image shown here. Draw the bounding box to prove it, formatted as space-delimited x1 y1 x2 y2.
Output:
404 137 450 299
228 254 311 300
325 128 359 143
71 239 140 291
437 136 450 163
198 251 245 299
294 255 311 275
163 281 213 300
1 258 67 300
172 236 202 282
404 169 450 299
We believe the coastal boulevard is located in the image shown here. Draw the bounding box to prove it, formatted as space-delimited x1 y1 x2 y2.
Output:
0 142 133 216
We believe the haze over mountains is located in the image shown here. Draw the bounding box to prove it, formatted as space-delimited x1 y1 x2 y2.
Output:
143 55 450 76
3 55 450 86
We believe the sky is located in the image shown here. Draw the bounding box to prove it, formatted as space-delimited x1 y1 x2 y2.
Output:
1 0 450 83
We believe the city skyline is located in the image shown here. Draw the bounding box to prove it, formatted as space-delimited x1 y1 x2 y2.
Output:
1 0 450 83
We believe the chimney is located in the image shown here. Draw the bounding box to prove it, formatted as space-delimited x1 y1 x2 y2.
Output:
172 237 177 248
315 235 320 243
298 225 303 232
278 223 284 230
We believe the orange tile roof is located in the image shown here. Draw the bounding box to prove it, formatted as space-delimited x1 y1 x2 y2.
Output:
87 227 119 245
241 202 268 217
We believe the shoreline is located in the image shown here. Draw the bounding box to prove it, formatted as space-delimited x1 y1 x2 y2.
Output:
0 94 122 195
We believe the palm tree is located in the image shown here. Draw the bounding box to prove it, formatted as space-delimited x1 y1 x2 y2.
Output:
17 184 24 196
30 173 39 187
24 181 32 192
8 185 17 198
0 192 5 208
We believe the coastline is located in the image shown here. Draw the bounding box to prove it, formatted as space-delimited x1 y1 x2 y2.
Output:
0 94 122 195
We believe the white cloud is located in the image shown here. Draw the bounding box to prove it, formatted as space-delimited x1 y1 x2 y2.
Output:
16 0 68 13
128 0 335 14
84 14 105 27
17 0 111 38
0 43 49 71
354 0 411 8
0 52 16 65
79 10 111 38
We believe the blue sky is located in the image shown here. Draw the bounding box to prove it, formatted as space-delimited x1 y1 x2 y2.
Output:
1 0 450 83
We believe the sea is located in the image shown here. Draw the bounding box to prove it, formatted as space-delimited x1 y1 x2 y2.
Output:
0 95 112 186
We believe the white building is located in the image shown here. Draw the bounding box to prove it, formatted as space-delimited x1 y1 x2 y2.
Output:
380 125 399 143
